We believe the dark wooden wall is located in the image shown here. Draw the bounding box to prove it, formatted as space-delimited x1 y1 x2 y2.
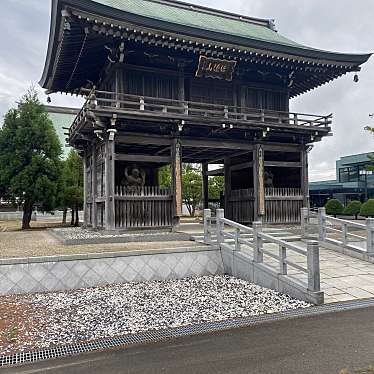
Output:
100 64 289 111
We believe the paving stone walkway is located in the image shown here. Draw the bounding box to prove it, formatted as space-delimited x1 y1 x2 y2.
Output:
255 241 374 303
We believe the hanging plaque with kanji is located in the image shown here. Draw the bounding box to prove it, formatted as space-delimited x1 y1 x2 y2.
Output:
195 56 237 81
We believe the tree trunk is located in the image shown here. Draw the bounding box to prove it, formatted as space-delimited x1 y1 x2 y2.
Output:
71 208 75 226
22 200 33 230
74 206 79 226
62 209 67 224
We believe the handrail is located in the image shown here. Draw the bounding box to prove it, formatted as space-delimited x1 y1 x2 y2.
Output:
79 88 332 120
205 208 320 292
71 88 332 136
324 215 366 229
302 207 374 255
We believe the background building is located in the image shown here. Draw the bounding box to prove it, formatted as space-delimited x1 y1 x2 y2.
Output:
310 152 374 207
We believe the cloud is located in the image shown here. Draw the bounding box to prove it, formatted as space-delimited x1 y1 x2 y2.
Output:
1 0 373 182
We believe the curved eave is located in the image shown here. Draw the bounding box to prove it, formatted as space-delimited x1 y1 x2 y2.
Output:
40 0 63 89
40 0 372 90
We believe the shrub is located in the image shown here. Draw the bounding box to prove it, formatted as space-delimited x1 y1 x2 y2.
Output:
360 199 374 217
324 199 344 217
343 200 362 219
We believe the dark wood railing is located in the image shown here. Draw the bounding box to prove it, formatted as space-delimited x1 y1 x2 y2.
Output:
228 187 303 224
69 88 332 139
114 186 173 229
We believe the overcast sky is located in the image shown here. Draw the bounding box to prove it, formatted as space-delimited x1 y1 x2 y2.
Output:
1 0 373 181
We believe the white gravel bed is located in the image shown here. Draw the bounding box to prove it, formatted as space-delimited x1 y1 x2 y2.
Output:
53 227 174 240
1 275 311 355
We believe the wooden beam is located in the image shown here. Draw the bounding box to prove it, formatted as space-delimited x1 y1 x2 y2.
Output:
207 150 251 164
116 134 172 146
115 154 171 163
264 161 302 168
206 168 224 176
182 138 254 151
231 161 253 172
261 143 303 152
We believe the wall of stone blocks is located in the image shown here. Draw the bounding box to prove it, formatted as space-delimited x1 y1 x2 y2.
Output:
0 247 224 296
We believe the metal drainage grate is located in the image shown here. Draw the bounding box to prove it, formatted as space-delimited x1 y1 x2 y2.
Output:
2 297 374 367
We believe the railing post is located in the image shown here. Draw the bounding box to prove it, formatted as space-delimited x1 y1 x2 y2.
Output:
260 109 265 122
279 245 287 275
253 221 263 263
204 209 212 244
342 223 348 246
184 102 189 115
294 113 298 126
216 209 224 245
366 218 374 255
318 207 326 242
234 227 241 251
307 240 320 292
224 105 229 119
301 207 309 238
139 96 145 111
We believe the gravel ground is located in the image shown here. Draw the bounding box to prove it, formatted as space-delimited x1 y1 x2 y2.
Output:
53 227 177 240
0 275 310 355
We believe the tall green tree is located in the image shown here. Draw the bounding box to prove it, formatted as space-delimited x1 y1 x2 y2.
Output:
182 164 202 216
58 150 84 226
0 88 62 229
208 175 224 200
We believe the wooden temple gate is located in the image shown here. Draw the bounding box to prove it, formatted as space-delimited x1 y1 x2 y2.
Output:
40 0 370 230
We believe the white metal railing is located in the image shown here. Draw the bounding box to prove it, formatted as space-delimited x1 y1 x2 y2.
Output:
301 207 374 254
204 208 321 292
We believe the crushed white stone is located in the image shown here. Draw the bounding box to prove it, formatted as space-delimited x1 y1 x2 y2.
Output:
53 227 172 239
1 275 311 355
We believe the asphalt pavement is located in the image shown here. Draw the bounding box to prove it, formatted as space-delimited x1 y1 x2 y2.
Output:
4 305 374 374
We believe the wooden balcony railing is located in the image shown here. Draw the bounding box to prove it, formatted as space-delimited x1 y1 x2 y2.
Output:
69 88 332 139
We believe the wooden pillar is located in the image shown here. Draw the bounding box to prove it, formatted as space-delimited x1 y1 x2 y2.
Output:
253 144 265 222
105 135 116 230
301 145 310 208
202 162 209 209
83 150 89 227
224 157 231 219
91 142 97 229
171 138 182 226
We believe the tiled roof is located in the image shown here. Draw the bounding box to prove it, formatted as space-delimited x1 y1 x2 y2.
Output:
94 0 303 49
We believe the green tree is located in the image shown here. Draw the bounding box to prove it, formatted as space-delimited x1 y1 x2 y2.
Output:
59 150 84 226
0 88 62 229
182 164 202 216
208 175 224 200
158 165 171 188
343 200 362 219
324 199 344 217
360 199 374 217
